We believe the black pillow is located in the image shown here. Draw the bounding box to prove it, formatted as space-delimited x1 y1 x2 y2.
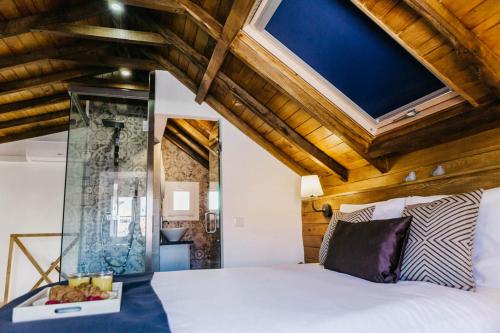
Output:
324 217 412 283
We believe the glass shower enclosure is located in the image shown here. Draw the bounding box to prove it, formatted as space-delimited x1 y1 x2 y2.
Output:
60 86 156 278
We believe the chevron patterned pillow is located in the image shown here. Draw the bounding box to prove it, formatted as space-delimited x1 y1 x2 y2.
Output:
319 206 375 265
400 190 484 290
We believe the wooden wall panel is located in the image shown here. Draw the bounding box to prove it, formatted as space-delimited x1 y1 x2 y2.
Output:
301 126 500 263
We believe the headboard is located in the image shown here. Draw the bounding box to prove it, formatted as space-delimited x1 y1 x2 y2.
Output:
302 127 500 262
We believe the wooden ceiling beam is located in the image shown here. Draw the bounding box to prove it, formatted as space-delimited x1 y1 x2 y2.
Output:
230 31 389 173
176 0 223 40
133 14 209 67
0 94 68 116
33 24 168 46
0 110 69 131
0 43 103 71
148 50 309 175
369 101 500 157
164 129 209 169
402 0 500 94
171 119 209 148
57 54 161 71
121 0 223 39
0 67 112 98
66 78 149 91
0 124 68 144
216 72 349 181
195 0 255 103
166 120 209 160
0 1 105 39
120 0 185 14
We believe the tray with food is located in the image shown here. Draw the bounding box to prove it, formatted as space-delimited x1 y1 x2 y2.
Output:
12 282 122 323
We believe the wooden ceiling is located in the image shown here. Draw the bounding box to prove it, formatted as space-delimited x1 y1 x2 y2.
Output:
164 118 218 169
0 0 498 182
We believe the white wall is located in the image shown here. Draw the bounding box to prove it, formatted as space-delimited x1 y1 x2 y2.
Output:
155 70 304 267
0 159 66 301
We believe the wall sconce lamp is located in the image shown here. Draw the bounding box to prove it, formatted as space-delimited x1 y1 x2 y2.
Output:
301 175 332 218
431 165 446 177
404 171 417 182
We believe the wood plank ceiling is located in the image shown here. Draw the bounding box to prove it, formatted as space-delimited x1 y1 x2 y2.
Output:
0 0 498 182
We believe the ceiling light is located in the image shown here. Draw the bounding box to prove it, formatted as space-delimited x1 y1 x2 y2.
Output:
120 68 132 78
109 2 124 13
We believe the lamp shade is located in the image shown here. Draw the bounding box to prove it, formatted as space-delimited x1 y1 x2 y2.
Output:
301 175 324 198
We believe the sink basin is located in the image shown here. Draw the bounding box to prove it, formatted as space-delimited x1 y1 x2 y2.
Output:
161 227 187 242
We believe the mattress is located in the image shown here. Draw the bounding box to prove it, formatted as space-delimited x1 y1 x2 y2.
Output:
152 264 500 333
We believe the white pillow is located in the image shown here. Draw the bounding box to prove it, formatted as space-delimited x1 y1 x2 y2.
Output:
405 195 448 205
473 187 500 289
340 198 406 220
405 189 500 289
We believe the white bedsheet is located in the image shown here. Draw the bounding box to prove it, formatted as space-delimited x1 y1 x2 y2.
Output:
152 264 500 333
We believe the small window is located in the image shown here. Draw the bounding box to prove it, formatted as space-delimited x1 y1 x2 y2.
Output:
173 191 190 211
164 182 199 221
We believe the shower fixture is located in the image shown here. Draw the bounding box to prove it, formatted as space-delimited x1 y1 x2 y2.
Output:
102 119 125 167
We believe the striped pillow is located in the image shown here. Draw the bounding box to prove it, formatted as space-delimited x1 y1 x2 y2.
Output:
400 190 483 290
319 206 375 265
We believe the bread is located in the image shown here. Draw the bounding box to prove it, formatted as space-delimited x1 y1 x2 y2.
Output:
48 283 109 303
61 289 86 303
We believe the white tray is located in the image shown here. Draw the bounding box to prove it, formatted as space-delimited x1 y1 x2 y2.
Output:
12 282 122 323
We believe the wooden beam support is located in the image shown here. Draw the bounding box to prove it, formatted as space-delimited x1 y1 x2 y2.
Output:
0 124 68 144
149 50 309 175
177 0 223 40
0 43 103 71
120 0 185 14
217 74 348 180
66 78 149 91
402 0 500 94
195 42 229 103
167 120 209 160
171 119 209 148
230 31 389 172
56 54 161 71
195 0 255 103
164 129 209 169
0 110 69 131
33 24 168 46
121 0 223 39
0 94 68 115
0 1 105 38
0 67 112 98
369 101 500 157
133 14 208 67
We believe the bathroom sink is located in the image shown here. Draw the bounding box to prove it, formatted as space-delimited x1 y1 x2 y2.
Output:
161 227 188 242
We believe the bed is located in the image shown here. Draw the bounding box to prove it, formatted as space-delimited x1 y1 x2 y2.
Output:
152 264 500 333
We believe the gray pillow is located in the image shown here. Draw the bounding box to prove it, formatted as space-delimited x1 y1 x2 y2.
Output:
319 206 375 264
400 190 483 291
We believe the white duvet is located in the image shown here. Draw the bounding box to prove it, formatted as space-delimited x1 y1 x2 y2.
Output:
151 264 500 333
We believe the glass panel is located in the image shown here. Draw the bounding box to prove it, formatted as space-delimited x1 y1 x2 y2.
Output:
207 121 221 268
60 94 149 277
160 119 221 270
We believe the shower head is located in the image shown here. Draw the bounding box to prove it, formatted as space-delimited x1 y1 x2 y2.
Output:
102 119 125 129
102 119 125 167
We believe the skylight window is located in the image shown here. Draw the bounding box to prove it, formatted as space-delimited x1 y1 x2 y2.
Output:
246 0 464 134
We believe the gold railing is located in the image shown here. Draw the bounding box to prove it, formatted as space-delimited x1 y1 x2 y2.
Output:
2 233 78 305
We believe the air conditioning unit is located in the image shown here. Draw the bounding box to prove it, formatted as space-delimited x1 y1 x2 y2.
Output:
25 140 67 162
